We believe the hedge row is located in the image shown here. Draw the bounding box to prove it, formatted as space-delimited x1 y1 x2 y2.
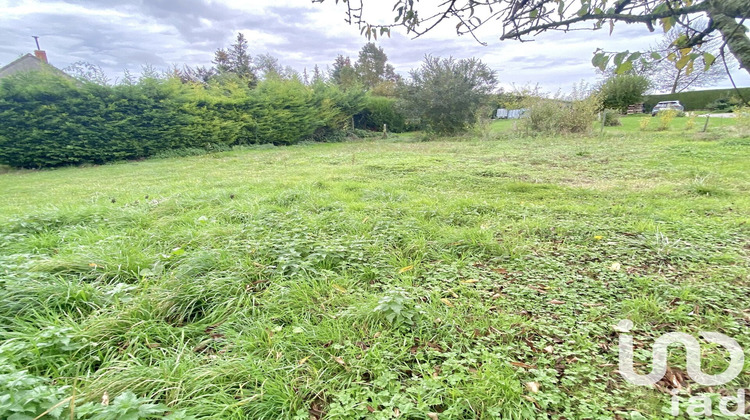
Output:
0 72 365 168
353 95 407 132
644 87 750 111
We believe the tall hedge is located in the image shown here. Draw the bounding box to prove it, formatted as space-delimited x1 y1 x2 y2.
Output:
353 95 406 132
643 87 750 111
0 72 363 168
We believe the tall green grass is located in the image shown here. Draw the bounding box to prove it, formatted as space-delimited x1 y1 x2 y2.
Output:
1 119 749 418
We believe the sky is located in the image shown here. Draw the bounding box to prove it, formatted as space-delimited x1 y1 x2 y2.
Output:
1 0 749 94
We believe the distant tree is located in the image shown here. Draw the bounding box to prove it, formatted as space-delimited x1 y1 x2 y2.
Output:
213 33 257 86
649 24 733 94
139 64 162 81
63 61 110 85
370 80 399 97
120 69 135 85
312 64 326 84
330 55 358 88
354 42 398 89
254 53 283 79
213 49 231 73
402 56 497 134
230 33 253 79
599 74 651 112
169 64 216 84
191 66 217 83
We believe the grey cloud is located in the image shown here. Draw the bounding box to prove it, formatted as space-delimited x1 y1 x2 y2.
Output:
2 0 748 91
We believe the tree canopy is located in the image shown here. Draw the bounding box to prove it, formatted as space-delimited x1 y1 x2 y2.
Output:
315 0 750 78
354 42 399 89
648 24 734 93
213 33 257 86
402 55 497 134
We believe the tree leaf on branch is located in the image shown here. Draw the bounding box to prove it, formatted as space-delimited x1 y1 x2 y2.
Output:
592 52 610 71
675 54 691 70
685 59 694 76
703 52 716 71
616 60 633 75
613 50 629 67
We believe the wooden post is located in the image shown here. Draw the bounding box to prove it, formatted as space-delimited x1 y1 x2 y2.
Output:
702 115 710 132
382 123 387 138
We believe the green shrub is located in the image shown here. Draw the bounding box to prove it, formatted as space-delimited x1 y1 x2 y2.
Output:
372 288 423 329
354 95 406 132
599 75 651 113
401 56 497 135
603 109 622 126
639 117 651 131
658 109 678 130
706 97 734 112
521 94 600 135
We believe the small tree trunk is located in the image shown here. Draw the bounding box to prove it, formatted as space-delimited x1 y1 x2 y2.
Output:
670 68 682 94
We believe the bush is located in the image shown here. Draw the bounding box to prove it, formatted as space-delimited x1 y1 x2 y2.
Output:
639 117 651 131
705 97 734 112
521 94 600 135
401 56 497 135
685 116 696 131
599 75 651 113
602 109 622 126
658 109 678 130
354 95 406 132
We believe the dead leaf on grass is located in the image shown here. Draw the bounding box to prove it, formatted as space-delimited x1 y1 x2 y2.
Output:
525 382 540 393
440 298 454 307
398 265 414 274
511 361 535 369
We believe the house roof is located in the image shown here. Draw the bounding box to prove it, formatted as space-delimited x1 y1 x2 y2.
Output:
0 53 69 79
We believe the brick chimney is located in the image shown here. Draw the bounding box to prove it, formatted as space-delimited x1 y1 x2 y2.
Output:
34 50 48 63
32 36 47 63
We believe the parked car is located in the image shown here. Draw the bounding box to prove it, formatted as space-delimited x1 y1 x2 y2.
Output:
651 100 684 116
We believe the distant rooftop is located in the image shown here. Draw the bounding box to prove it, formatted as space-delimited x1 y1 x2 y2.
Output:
0 52 69 80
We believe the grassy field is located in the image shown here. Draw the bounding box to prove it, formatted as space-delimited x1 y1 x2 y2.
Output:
1 116 749 419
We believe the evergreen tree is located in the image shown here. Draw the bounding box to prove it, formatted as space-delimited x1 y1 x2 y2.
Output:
312 65 325 84
213 33 258 86
330 55 357 88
